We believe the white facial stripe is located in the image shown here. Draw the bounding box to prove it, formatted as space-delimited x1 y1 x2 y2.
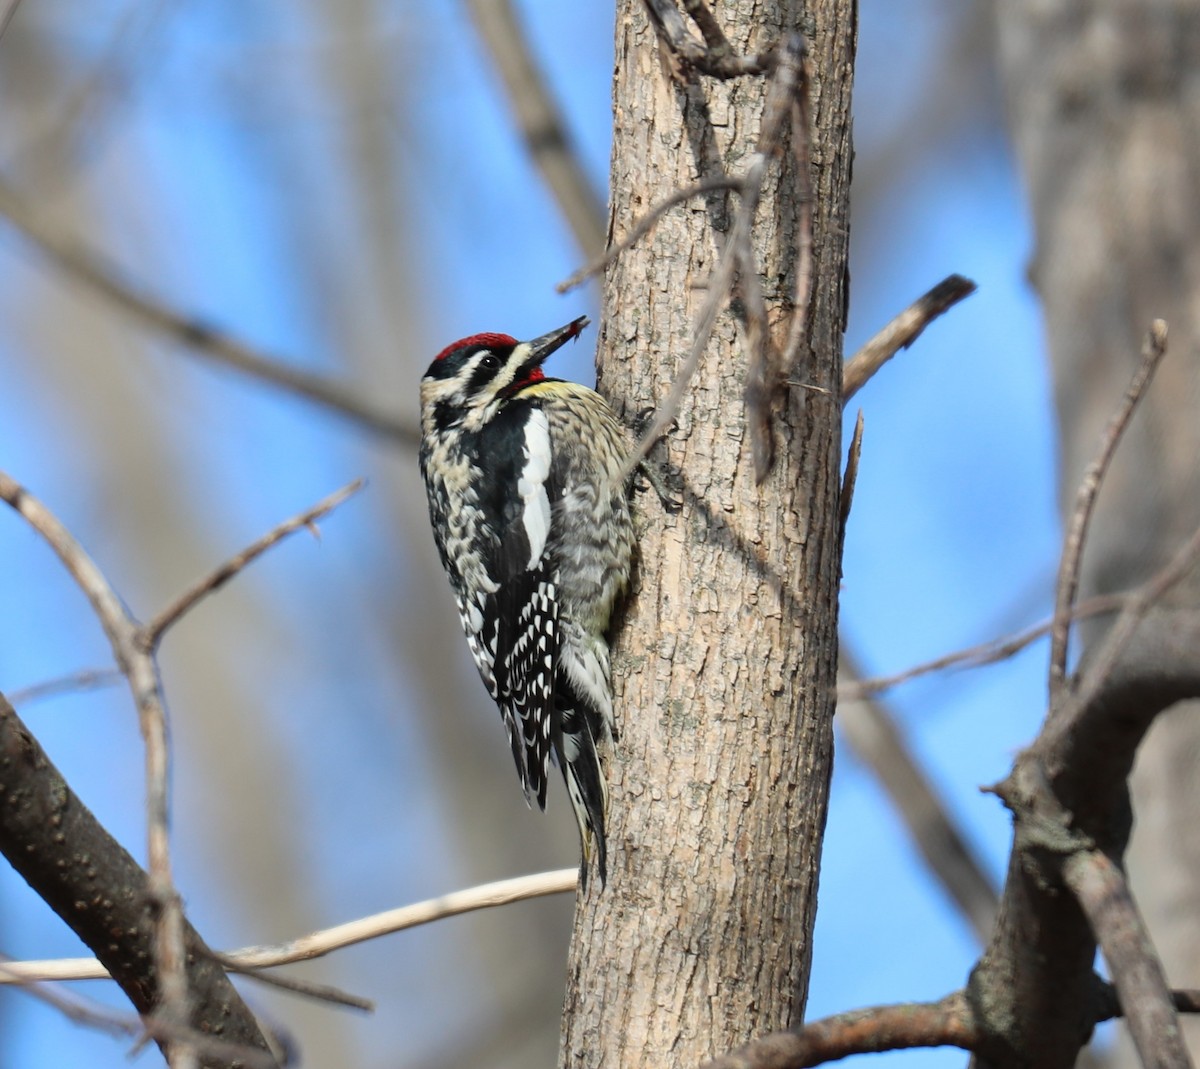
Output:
517 408 553 567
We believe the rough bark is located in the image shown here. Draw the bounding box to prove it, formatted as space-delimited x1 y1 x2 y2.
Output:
559 2 855 1066
995 1 1200 1063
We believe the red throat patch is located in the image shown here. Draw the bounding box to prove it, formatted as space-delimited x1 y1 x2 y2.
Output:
514 367 546 389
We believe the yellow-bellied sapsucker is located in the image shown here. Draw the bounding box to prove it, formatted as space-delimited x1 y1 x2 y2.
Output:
418 316 633 887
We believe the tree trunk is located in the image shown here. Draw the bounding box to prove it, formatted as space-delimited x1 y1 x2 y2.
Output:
997 1 1200 1062
559 3 855 1065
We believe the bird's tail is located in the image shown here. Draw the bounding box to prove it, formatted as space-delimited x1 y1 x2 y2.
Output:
556 696 610 889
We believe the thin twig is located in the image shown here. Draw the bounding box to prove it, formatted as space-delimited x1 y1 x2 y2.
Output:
8 666 123 707
0 176 418 445
464 0 605 257
214 954 372 1011
557 176 742 294
842 275 977 401
142 478 364 646
840 593 1126 701
0 868 578 983
1063 850 1190 1069
1049 320 1167 701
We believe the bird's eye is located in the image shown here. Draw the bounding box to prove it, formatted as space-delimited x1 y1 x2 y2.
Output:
479 352 500 371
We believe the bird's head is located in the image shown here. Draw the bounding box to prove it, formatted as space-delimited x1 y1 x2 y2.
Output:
420 316 590 431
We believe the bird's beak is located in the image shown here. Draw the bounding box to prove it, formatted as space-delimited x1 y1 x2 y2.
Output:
520 315 590 375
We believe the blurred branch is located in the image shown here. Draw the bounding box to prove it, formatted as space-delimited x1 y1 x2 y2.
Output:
8 666 124 707
838 647 999 944
1049 320 1167 699
0 176 419 445
464 0 606 257
842 274 977 400
1 868 578 983
0 957 138 1037
0 0 22 41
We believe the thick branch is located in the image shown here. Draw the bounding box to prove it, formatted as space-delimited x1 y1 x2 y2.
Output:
464 0 606 256
969 330 1200 1068
0 693 276 1066
700 991 981 1069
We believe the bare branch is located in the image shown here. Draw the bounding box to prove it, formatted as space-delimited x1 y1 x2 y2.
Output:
464 0 606 256
842 275 977 401
680 0 733 55
142 479 364 646
0 869 578 983
641 0 773 78
1063 850 1190 1069
0 470 189 1044
1049 320 1168 700
0 176 418 445
700 990 981 1069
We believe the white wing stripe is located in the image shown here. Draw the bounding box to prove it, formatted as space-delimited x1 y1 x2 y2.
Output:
516 409 553 568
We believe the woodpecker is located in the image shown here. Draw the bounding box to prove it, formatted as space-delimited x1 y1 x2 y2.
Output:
418 315 633 887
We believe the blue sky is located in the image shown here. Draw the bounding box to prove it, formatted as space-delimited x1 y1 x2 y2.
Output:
0 2 1074 1066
